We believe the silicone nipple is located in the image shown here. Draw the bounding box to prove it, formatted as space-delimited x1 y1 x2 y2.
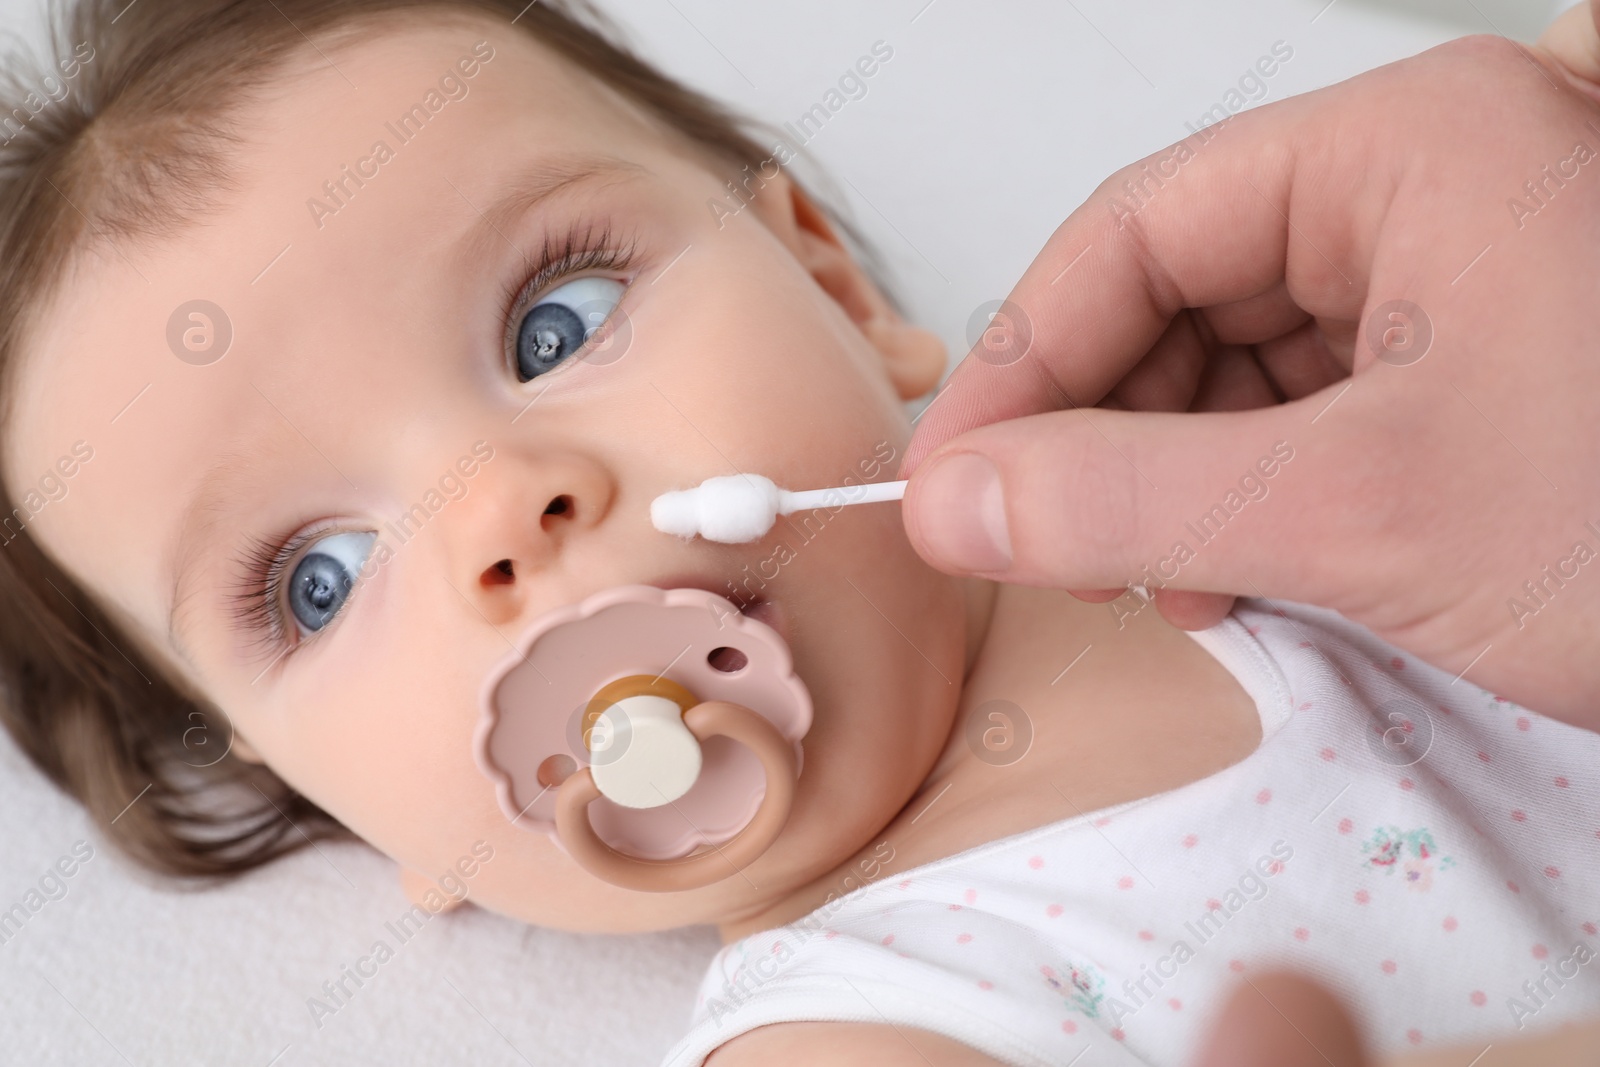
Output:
474 585 812 892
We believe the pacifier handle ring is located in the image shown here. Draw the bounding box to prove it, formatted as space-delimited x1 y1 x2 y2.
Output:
553 700 798 893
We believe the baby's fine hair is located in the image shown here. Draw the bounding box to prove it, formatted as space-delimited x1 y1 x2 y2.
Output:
0 0 876 881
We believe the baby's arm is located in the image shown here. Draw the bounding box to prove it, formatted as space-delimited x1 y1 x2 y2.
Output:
707 1013 1600 1065
707 1022 1009 1065
710 1018 1600 1065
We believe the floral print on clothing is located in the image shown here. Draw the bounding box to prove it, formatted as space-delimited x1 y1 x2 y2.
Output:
1040 959 1107 1018
1361 826 1455 890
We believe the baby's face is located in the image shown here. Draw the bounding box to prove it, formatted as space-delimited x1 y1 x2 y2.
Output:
4 18 968 929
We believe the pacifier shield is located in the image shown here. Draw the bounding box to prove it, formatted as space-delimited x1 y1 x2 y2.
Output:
474 585 812 861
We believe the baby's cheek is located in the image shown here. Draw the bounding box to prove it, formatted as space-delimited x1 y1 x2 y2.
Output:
265 656 462 849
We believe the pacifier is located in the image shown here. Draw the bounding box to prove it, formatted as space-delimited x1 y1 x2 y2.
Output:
473 584 812 892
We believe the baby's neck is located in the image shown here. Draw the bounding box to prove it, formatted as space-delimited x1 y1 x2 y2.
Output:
717 582 1262 943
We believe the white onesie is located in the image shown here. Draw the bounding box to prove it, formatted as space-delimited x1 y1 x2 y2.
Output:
660 598 1600 1066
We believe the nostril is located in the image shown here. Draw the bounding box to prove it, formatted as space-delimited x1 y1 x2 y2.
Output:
541 495 573 533
481 558 515 587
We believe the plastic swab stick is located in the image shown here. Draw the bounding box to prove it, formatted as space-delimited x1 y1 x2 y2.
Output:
651 475 908 543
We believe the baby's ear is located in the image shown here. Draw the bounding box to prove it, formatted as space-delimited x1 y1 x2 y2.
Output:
398 865 466 912
746 172 946 401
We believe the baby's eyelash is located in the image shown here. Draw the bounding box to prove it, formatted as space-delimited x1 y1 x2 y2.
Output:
226 219 641 667
227 526 317 662
499 218 641 361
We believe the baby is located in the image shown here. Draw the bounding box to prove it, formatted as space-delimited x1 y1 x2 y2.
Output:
1 1 1596 1065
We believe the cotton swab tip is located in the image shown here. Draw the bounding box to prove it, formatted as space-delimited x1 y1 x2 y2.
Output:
650 474 781 543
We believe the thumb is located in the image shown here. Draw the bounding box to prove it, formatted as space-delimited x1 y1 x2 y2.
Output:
1537 0 1600 88
1191 970 1370 1067
902 397 1349 603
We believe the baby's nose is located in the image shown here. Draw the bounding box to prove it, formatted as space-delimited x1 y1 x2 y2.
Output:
435 446 617 627
475 494 573 586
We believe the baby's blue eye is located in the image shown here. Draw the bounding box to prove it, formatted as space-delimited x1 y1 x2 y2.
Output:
515 276 625 382
286 531 376 635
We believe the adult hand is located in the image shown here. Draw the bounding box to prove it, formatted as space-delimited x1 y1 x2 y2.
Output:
901 8 1600 728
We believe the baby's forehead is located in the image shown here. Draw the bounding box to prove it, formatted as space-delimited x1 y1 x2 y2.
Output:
252 16 661 171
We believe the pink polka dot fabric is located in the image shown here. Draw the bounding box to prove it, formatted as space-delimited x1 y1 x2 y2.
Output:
662 600 1600 1067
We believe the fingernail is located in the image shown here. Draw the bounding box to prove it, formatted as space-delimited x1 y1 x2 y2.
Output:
916 452 1012 572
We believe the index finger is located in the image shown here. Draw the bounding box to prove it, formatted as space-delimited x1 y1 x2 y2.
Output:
902 85 1368 476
